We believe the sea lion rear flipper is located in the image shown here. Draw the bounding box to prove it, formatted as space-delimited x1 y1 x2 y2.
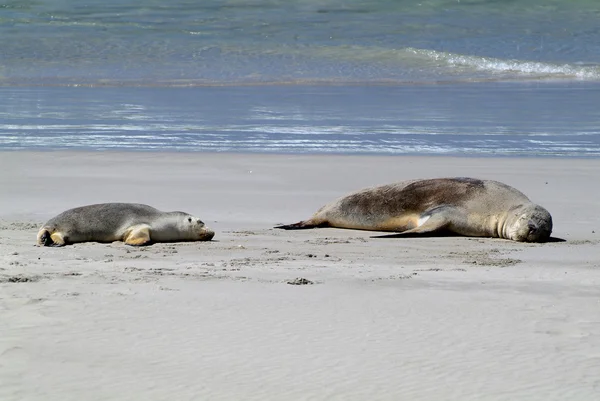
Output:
37 229 52 246
274 220 328 230
37 228 67 246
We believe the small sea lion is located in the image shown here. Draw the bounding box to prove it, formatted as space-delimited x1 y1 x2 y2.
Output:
276 178 552 242
37 203 215 246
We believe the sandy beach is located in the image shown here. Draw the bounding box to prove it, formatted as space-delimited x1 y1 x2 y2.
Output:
1 151 599 401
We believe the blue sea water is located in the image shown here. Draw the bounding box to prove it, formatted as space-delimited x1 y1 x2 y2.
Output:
1 0 600 156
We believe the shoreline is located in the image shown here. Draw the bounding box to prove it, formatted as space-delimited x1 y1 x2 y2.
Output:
3 148 600 159
2 77 599 87
2 151 600 400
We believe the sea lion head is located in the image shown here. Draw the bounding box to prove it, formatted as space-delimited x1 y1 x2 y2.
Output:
507 204 553 243
175 213 215 241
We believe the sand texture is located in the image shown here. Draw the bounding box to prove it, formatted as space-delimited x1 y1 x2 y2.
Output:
1 152 600 401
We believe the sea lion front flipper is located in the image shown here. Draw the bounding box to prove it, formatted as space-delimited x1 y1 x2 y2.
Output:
49 232 67 247
396 216 449 235
123 224 152 246
394 206 460 235
37 228 66 246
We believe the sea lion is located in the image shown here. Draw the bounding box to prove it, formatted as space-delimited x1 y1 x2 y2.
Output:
37 203 215 246
276 177 553 243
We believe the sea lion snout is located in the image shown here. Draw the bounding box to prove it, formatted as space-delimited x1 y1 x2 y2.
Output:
188 216 214 240
200 228 215 241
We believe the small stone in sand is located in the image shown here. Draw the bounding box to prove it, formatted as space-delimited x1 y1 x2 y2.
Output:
287 277 314 286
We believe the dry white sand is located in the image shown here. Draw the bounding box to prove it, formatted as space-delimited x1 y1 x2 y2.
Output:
1 151 600 401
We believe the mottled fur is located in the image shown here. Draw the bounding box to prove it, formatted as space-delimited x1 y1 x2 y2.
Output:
276 178 553 242
37 203 214 246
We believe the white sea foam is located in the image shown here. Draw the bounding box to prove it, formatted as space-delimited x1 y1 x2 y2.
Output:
408 48 600 80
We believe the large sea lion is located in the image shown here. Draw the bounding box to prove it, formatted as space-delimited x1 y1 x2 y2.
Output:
37 203 215 246
276 178 553 242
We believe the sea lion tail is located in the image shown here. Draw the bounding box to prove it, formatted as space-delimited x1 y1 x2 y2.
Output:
274 220 327 230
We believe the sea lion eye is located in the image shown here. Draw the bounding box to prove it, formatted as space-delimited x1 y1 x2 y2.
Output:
188 217 192 223
528 221 538 234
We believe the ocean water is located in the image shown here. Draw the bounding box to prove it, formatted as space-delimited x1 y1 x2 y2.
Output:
1 0 600 156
